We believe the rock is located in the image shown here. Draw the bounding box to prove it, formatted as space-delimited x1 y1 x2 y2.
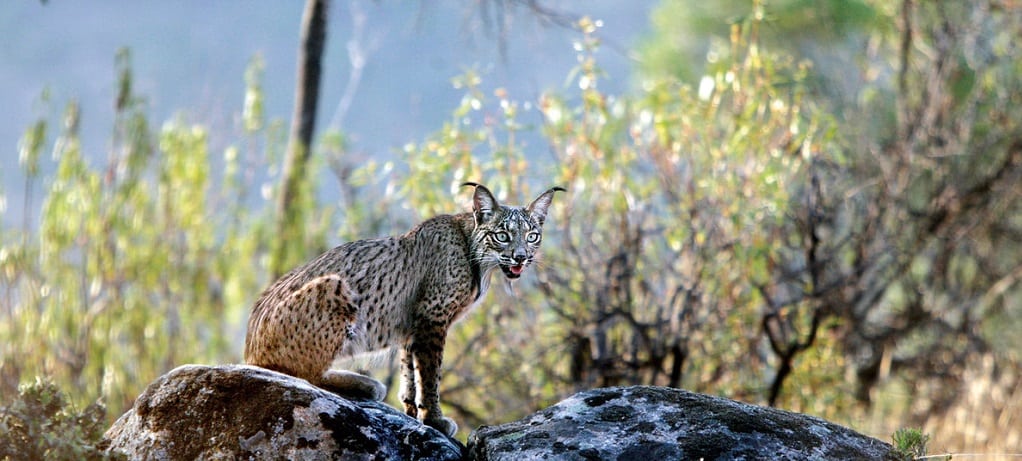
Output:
101 364 464 461
467 386 900 461
103 368 898 460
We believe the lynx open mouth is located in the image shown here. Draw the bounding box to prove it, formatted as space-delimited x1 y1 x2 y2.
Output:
501 264 525 279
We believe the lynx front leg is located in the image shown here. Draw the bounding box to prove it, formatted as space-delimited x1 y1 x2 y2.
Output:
409 331 458 437
399 342 418 418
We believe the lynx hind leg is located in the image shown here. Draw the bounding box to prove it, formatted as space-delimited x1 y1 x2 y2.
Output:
320 370 387 401
287 275 386 401
247 274 349 376
260 274 366 390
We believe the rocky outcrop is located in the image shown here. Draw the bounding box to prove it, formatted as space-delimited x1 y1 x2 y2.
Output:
104 366 898 460
101 364 463 460
467 386 900 460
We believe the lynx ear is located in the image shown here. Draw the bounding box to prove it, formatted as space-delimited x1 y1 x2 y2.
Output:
526 186 566 226
462 182 499 225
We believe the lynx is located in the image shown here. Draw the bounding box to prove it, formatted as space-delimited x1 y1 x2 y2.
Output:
244 182 564 436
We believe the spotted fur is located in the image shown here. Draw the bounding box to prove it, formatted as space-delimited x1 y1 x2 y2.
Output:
244 182 564 436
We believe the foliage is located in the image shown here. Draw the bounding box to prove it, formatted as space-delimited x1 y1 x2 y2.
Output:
831 0 1022 416
891 427 930 460
396 2 1022 447
1 2 1020 456
638 0 881 84
634 1 1022 451
388 11 851 426
0 50 292 416
0 377 122 461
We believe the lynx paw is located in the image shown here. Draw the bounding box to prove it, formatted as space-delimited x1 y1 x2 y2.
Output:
424 416 458 437
320 370 387 401
362 378 387 401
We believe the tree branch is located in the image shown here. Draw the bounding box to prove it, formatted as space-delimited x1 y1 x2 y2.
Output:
272 0 329 278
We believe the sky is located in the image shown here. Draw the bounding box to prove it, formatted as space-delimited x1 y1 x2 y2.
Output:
0 1 657 228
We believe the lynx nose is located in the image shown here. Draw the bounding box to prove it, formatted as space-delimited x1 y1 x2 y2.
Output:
512 248 528 264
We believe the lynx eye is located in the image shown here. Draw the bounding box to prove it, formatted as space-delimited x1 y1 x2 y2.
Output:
526 232 541 244
493 232 511 244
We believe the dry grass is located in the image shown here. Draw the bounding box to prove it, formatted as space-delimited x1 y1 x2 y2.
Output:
861 353 1021 460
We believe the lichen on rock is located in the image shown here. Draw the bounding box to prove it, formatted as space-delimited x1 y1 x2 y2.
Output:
101 364 464 460
467 386 901 461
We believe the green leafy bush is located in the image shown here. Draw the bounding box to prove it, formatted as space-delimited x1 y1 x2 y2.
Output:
0 377 122 461
891 427 930 460
0 51 291 418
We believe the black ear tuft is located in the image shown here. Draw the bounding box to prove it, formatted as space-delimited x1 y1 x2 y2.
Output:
526 186 566 226
462 182 499 225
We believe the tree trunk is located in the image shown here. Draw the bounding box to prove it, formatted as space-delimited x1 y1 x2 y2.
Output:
272 0 329 278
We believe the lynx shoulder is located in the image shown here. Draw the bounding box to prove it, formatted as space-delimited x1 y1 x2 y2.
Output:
243 182 564 436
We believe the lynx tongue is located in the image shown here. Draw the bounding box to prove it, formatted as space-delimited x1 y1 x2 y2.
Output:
509 264 525 275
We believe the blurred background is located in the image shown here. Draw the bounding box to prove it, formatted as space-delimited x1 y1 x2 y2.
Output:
2 0 1020 456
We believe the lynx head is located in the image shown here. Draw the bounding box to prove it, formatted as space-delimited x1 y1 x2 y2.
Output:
463 182 565 280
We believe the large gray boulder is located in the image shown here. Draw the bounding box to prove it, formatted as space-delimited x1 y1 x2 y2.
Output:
101 364 464 460
103 366 899 460
467 386 900 460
